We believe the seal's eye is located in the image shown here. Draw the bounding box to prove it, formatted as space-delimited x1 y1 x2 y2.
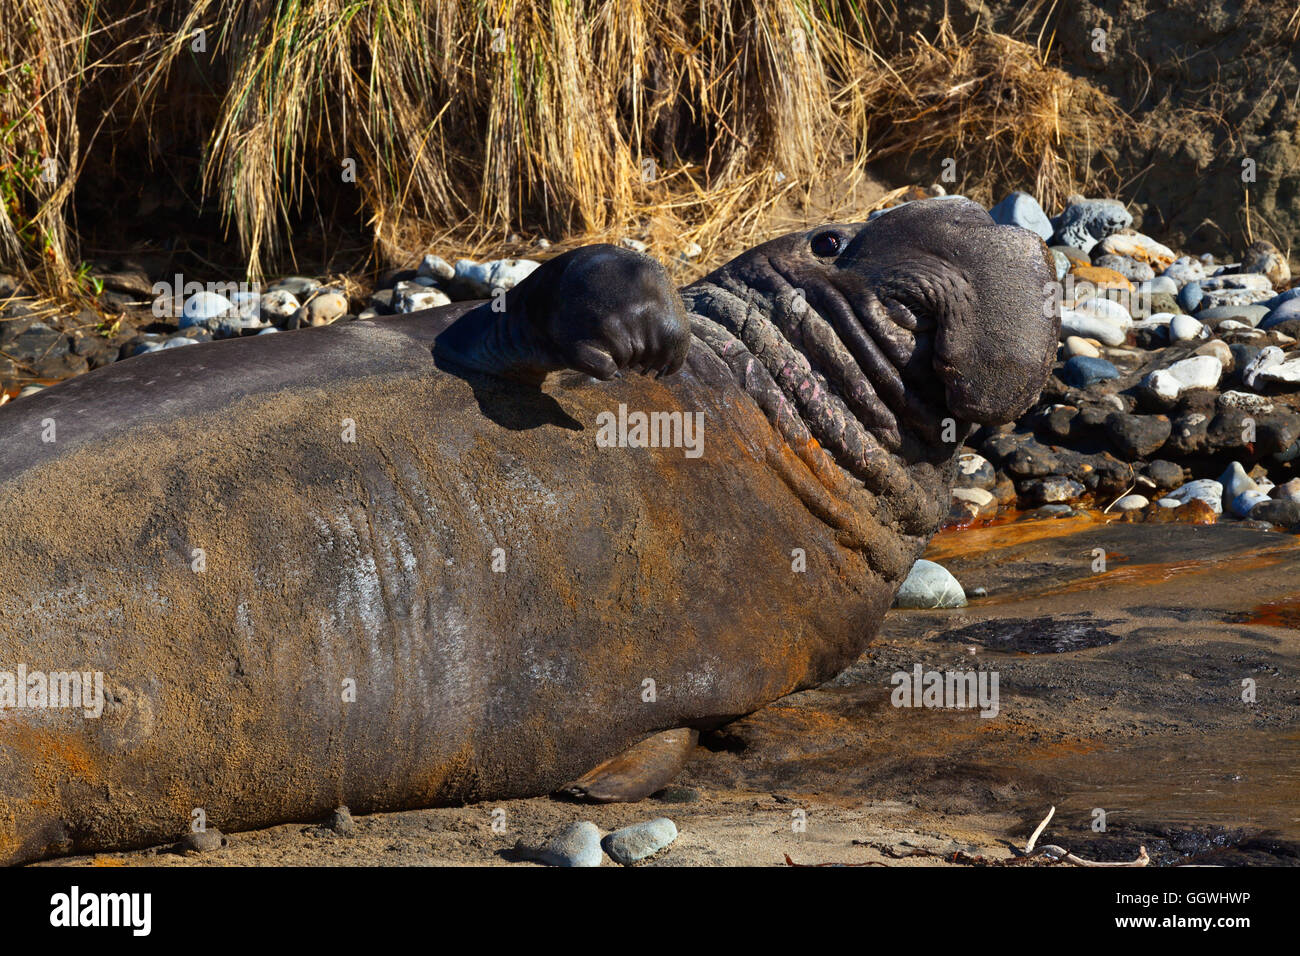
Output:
810 231 843 257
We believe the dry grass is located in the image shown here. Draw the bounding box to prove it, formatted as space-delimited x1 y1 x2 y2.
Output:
0 1 1127 300
850 17 1127 212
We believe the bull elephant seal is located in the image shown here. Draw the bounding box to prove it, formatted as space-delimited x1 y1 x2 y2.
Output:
0 198 1057 864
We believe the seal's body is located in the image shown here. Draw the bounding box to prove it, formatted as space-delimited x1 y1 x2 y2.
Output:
0 199 1058 863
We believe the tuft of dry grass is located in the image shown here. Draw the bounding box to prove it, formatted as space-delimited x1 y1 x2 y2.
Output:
0 1 1127 298
0 0 89 297
850 16 1126 213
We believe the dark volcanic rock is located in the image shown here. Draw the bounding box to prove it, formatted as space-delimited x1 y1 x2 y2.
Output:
1164 411 1211 457
1249 499 1300 528
1105 412 1171 459
1142 459 1185 492
1 320 86 379
1021 475 1086 505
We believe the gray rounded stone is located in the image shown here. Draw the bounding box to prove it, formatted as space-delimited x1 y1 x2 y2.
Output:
895 559 966 609
601 818 678 865
988 191 1053 241
520 821 603 867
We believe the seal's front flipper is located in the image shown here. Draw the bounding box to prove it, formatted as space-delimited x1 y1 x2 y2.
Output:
434 244 690 385
560 728 699 803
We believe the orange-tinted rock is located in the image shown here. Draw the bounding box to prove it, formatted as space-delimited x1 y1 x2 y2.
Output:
1069 263 1135 292
1096 233 1177 270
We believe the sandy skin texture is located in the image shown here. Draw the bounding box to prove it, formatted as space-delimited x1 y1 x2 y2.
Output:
0 204 1058 864
38 517 1300 867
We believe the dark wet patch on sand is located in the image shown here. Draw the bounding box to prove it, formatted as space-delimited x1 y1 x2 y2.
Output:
930 615 1123 654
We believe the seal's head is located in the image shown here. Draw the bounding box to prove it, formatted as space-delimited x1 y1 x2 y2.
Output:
831 197 1060 425
688 198 1058 468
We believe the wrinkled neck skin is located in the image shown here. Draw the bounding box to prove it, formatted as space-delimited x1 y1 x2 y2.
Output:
682 262 970 579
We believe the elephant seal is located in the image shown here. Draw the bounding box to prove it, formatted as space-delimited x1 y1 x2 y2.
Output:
0 198 1057 864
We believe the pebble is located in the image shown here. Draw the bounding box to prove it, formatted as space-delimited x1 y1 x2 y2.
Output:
1051 198 1132 254
1111 494 1149 511
132 335 203 356
1218 461 1259 503
1051 249 1070 281
895 559 966 609
1026 475 1086 505
518 821 604 867
229 290 262 323
1162 479 1224 514
1074 297 1132 327
1276 441 1300 463
1063 336 1101 358
417 254 455 281
178 828 226 854
326 806 356 836
260 290 300 323
1242 241 1290 288
1260 298 1300 329
1198 289 1275 312
269 276 319 299
1137 276 1178 297
955 452 996 489
453 258 539 298
1105 412 1171 459
1067 264 1133 294
180 291 233 328
1263 288 1300 310
1250 498 1300 527
989 191 1053 240
1232 489 1271 519
1060 310 1126 347
1194 339 1233 368
601 818 678 865
306 291 347 326
1178 282 1207 314
1062 355 1119 388
1169 313 1205 341
1200 273 1274 292
1163 258 1208 285
1094 254 1154 282
1141 355 1223 401
393 286 452 313
1242 346 1285 389
1276 478 1300 504
1052 245 1090 268
1095 233 1176 269
950 487 998 523
1217 390 1273 413
952 487 997 510
1254 358 1300 387
1032 503 1078 518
